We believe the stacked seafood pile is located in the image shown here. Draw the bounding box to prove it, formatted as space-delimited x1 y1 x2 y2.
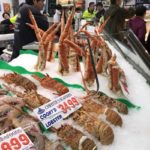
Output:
0 7 129 150
0 72 128 150
27 7 128 95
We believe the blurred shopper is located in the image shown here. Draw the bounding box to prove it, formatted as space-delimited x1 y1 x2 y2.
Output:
2 12 10 20
0 12 16 33
82 2 96 21
104 0 130 41
128 6 147 47
0 3 26 34
53 4 62 23
126 7 135 28
95 2 105 22
11 0 49 60
1 14 18 25
146 31 150 53
43 9 50 19
1 12 11 27
74 7 82 31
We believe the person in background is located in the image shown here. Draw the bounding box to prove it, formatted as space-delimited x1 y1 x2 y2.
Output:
74 7 82 31
2 12 10 20
0 12 15 33
104 0 133 41
11 0 49 60
1 14 18 25
95 2 105 23
0 3 26 34
128 5 147 47
53 4 62 23
82 2 96 21
145 31 150 53
126 7 135 27
43 9 49 19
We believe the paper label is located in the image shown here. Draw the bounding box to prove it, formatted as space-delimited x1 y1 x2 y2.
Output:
34 92 82 129
0 127 34 150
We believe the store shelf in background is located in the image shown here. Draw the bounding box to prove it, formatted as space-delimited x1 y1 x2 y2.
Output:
57 0 85 8
22 42 59 52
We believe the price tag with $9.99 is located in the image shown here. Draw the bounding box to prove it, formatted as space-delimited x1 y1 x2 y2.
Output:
0 127 34 150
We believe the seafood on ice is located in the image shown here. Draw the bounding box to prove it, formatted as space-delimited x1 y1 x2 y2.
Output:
3 84 49 109
72 109 114 145
82 99 122 126
57 124 97 150
32 74 69 95
107 55 129 94
87 90 128 114
0 73 37 91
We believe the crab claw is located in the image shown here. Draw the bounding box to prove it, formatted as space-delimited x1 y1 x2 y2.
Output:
64 39 85 56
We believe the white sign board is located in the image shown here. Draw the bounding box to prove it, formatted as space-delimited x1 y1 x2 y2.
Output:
0 127 34 150
34 92 82 129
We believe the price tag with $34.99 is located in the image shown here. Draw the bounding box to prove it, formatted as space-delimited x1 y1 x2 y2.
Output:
34 92 82 129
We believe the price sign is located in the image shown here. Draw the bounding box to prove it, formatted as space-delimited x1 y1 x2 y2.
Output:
0 127 34 150
57 94 82 118
34 92 82 129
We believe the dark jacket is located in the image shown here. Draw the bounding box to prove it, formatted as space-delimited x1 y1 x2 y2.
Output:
96 9 105 21
104 5 127 41
128 16 146 45
11 4 49 59
0 19 14 34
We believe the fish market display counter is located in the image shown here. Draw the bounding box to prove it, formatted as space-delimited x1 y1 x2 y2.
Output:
0 34 150 150
0 26 150 150
0 33 14 48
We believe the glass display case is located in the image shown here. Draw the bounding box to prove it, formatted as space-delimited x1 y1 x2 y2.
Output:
102 29 150 84
0 25 149 150
79 26 150 85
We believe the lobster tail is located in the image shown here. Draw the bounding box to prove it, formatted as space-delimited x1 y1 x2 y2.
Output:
72 110 114 145
105 109 123 127
98 120 114 145
57 124 97 150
